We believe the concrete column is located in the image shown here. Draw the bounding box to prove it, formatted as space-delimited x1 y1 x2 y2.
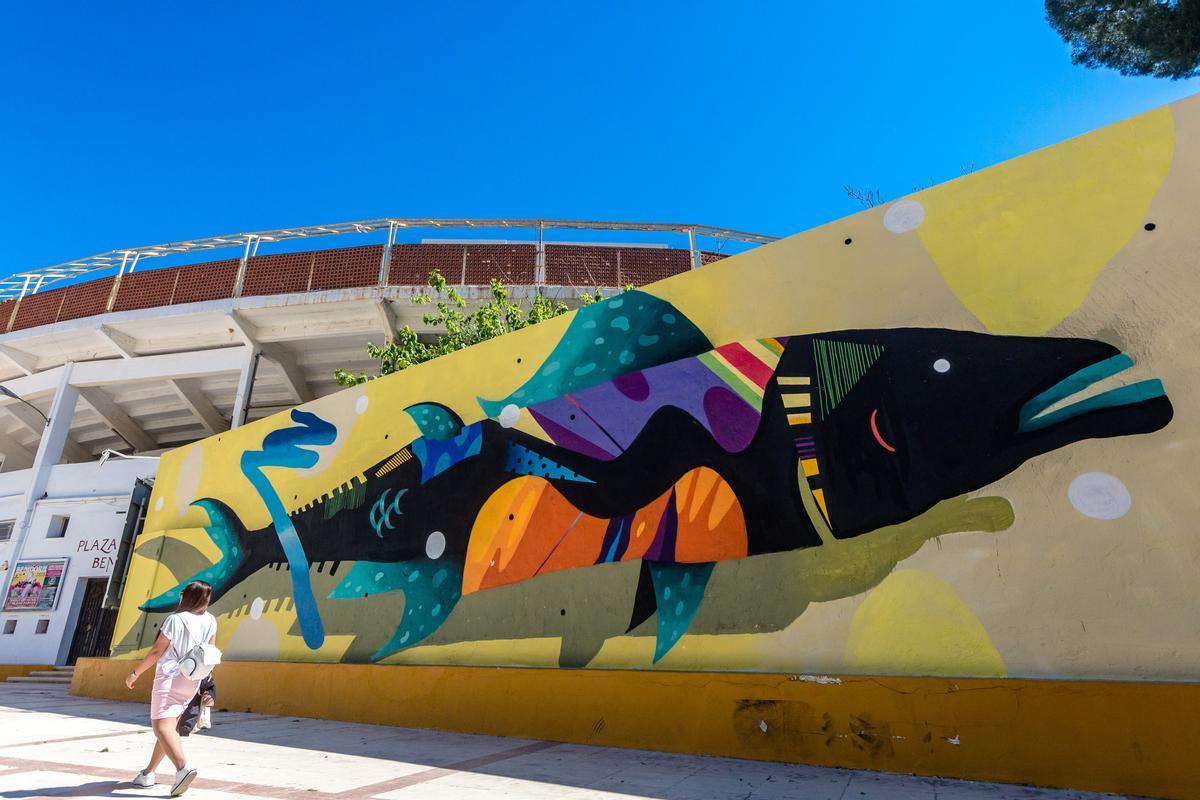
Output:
535 222 546 286
0 362 80 606
230 348 260 428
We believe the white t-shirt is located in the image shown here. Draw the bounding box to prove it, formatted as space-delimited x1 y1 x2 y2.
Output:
157 611 217 677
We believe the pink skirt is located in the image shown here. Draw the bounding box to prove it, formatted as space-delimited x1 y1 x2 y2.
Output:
150 670 200 720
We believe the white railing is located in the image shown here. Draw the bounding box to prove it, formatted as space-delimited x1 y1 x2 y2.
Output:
0 218 778 300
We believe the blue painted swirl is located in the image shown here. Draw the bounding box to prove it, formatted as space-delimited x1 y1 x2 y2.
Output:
240 409 337 650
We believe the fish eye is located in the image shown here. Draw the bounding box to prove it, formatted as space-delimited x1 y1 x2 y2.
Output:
933 358 951 373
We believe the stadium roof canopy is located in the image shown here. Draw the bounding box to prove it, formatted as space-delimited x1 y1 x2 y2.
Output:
0 218 778 300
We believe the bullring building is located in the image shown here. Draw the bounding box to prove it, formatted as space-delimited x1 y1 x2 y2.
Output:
0 218 771 670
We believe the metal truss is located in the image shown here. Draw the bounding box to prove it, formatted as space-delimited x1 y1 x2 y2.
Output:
0 218 778 300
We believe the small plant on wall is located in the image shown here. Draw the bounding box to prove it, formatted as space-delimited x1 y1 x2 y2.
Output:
333 271 618 386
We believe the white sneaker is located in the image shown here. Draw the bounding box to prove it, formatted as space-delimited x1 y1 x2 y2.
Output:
130 771 155 787
170 766 198 796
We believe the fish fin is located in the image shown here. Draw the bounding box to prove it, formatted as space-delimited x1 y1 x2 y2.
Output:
329 558 462 660
504 442 594 483
410 424 483 484
647 561 716 663
140 499 252 612
558 626 609 669
478 291 712 416
626 560 658 633
404 403 464 442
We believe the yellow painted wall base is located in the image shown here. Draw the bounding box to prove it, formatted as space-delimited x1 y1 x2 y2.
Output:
0 665 53 681
72 658 1198 799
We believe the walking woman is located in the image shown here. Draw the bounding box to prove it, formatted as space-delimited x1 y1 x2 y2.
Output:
125 580 217 796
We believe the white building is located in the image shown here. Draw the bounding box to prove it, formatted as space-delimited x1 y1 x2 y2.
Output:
0 458 154 664
0 218 772 665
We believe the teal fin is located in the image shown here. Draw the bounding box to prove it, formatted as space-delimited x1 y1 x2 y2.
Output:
329 559 462 660
404 403 465 441
647 561 715 663
505 442 594 483
140 499 247 612
478 291 711 418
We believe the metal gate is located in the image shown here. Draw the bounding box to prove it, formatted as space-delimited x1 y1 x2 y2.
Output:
67 578 118 664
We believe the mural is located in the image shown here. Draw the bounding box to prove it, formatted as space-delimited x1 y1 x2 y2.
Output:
114 97 1199 678
129 291 1171 667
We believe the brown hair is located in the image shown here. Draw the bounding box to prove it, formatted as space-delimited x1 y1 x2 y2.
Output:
177 581 212 613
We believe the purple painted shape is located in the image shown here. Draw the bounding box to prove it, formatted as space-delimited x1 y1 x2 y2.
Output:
528 356 763 459
701 386 761 451
528 406 620 461
643 488 678 561
613 371 651 401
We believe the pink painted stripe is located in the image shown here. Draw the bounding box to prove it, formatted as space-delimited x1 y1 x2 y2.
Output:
716 342 773 388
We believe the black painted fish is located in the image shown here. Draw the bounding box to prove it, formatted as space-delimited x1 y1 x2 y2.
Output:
141 292 1172 664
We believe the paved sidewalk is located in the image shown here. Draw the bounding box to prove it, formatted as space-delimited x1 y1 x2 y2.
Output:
0 683 1137 800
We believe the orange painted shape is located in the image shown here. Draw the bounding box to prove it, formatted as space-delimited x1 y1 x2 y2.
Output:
538 511 609 577
801 458 820 477
465 477 609 594
673 467 748 563
467 469 747 590
812 488 830 523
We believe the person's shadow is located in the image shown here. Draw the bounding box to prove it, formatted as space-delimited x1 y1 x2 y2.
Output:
0 778 151 798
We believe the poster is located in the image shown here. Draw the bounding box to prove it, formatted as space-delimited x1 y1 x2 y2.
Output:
3 558 68 611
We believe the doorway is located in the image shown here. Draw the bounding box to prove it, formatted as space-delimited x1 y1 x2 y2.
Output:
66 578 118 664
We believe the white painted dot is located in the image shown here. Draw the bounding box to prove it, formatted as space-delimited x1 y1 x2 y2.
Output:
355 395 369 415
933 358 951 373
498 404 521 428
883 199 925 233
155 496 164 511
1068 472 1131 520
425 531 446 559
249 597 265 620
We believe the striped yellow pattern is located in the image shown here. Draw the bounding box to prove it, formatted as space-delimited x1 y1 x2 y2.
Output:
374 448 413 478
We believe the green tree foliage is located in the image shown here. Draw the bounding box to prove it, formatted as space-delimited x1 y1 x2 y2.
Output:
1046 0 1200 79
334 270 594 386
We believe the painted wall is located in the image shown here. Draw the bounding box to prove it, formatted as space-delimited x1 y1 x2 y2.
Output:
113 94 1199 681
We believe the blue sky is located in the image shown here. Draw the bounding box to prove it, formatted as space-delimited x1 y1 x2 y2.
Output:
2 1 1197 274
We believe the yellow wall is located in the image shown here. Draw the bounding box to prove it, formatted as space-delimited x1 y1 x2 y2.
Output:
0 665 53 681
111 92 1200 684
73 657 1200 799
